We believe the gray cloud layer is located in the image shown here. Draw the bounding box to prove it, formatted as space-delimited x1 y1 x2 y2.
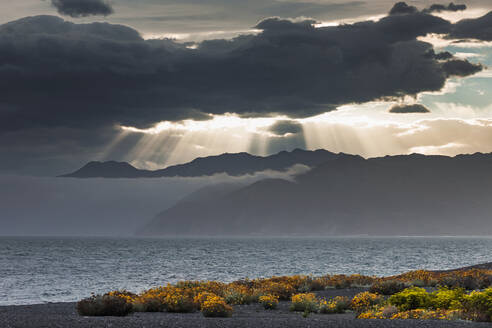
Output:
51 0 114 18
0 3 490 174
389 104 431 113
0 9 485 130
268 120 303 136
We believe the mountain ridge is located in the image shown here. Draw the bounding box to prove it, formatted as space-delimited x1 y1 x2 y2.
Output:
59 148 343 178
138 151 492 236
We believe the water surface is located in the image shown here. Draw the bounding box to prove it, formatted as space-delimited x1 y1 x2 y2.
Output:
1 236 491 305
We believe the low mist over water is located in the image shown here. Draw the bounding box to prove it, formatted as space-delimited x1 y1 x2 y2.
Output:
2 236 492 306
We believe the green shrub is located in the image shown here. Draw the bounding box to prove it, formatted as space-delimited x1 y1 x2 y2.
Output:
77 294 133 316
369 280 406 295
388 287 432 311
462 288 492 322
430 287 465 310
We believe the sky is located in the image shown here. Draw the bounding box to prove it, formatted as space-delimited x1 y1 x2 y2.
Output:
2 0 492 175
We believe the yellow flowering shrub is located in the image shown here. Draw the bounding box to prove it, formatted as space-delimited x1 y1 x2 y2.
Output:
201 295 233 317
259 294 279 310
391 309 462 320
258 281 296 300
350 292 382 313
224 285 256 305
106 290 136 303
290 293 318 312
163 288 197 313
318 296 350 314
82 267 492 319
193 292 217 309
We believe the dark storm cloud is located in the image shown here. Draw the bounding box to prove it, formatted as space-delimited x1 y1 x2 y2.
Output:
0 11 482 131
450 12 492 41
435 51 454 60
51 0 114 18
442 59 483 77
423 3 467 14
389 104 431 113
390 2 466 16
389 2 418 15
268 120 303 136
1 4 491 174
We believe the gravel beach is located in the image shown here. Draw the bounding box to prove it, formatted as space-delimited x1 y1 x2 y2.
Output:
1 288 491 328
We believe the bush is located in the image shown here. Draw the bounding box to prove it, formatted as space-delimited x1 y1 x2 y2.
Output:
388 287 432 311
193 292 217 309
430 287 464 310
164 290 197 313
462 288 492 322
259 294 279 310
77 294 133 316
224 287 255 305
132 297 163 312
369 280 406 295
261 282 296 301
391 309 462 320
350 292 382 313
201 295 233 317
318 296 350 314
290 293 318 313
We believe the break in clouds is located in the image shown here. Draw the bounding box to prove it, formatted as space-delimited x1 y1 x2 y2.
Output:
0 2 490 174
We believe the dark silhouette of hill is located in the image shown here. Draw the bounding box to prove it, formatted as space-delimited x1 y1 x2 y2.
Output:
59 149 341 178
138 152 492 236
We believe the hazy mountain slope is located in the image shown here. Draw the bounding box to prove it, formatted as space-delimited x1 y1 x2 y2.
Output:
60 149 340 178
138 153 492 236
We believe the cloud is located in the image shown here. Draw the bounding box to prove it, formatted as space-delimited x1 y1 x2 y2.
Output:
389 104 430 113
1 5 491 174
389 2 418 15
51 0 114 18
450 12 492 41
0 12 481 131
423 3 467 14
390 2 467 16
267 120 303 136
435 51 454 60
441 59 483 77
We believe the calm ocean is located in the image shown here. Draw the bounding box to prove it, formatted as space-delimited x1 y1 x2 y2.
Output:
1 236 491 305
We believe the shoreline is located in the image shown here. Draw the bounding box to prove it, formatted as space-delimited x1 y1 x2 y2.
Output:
2 289 491 328
2 263 492 327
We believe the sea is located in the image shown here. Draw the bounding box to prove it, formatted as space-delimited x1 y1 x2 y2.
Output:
1 236 491 306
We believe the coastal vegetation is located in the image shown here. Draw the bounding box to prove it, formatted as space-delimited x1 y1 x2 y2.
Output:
77 268 492 322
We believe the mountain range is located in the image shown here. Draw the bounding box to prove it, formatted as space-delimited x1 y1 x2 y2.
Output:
59 149 341 178
137 152 492 236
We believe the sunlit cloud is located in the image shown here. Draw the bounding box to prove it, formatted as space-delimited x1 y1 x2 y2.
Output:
418 34 492 50
142 28 262 41
113 100 492 170
409 142 467 155
430 8 490 23
314 14 385 27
